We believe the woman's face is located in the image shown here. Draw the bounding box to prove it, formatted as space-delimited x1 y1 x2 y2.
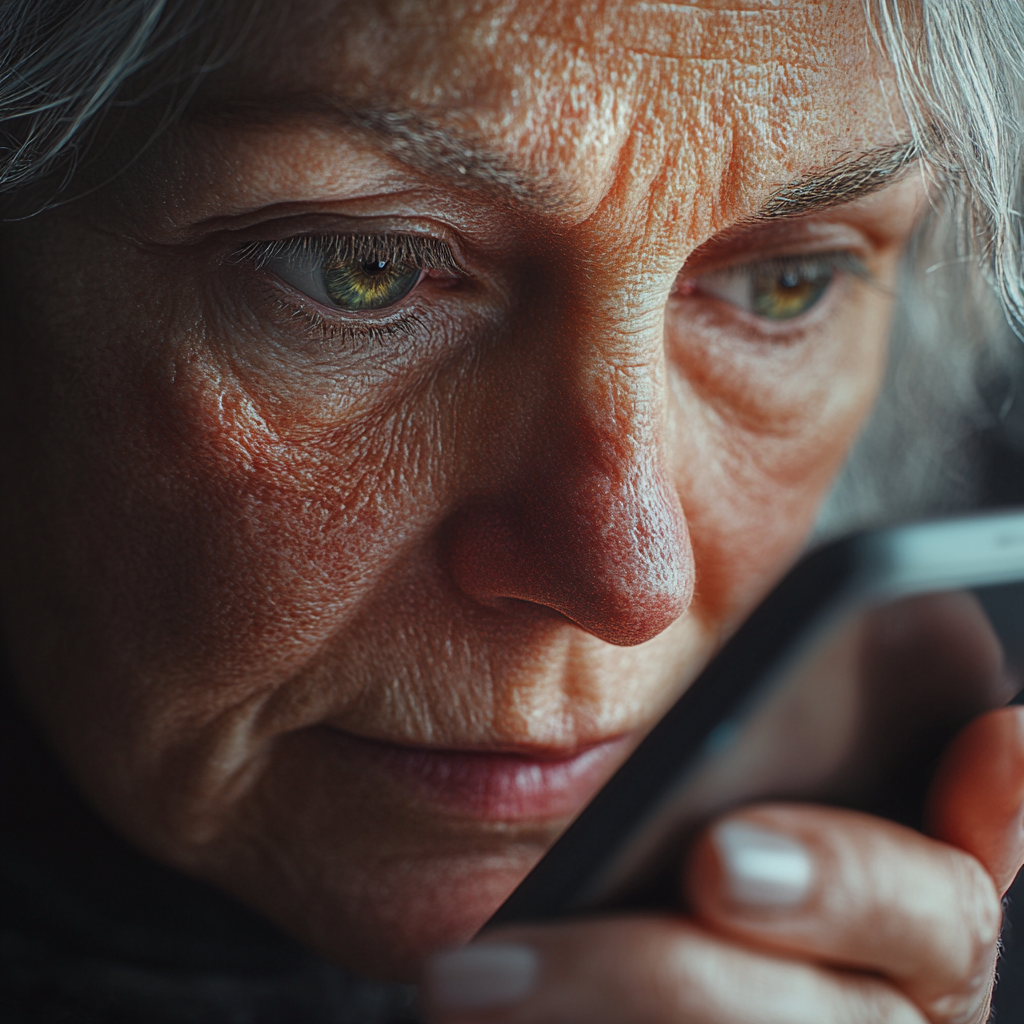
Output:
0 0 925 980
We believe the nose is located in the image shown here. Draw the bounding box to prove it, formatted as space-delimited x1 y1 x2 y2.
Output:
446 346 694 647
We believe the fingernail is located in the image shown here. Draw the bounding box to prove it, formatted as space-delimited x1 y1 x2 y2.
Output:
712 821 815 907
426 943 540 1013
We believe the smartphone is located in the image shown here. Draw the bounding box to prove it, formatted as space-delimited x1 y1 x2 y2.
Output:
487 509 1024 926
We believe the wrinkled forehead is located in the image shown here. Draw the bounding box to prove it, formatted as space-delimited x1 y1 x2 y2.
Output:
165 0 904 244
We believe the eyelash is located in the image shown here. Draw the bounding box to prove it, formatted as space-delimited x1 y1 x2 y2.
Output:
733 251 870 284
237 232 460 274
257 282 428 346
236 232 461 345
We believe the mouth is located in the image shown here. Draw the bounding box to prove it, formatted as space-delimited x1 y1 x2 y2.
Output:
326 730 634 822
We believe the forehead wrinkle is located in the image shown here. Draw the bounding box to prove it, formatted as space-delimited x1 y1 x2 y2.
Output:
188 94 573 213
182 0 883 235
526 0 823 64
185 53 907 245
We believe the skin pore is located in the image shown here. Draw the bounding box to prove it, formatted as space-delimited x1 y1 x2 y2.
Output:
2 1 1022 1019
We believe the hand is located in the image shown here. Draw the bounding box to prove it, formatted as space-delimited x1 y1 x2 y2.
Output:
421 707 1024 1024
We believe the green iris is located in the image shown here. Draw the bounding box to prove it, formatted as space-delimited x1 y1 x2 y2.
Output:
750 263 833 320
322 257 421 311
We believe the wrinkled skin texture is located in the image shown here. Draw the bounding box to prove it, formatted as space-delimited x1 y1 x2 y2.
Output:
1 0 1023 1020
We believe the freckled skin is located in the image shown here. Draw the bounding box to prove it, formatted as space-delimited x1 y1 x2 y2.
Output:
0 0 931 981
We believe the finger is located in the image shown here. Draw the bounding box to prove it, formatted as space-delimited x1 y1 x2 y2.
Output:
684 804 1000 1024
925 705 1024 894
421 918 928 1024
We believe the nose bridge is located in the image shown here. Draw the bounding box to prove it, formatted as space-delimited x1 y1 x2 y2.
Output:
537 297 671 512
446 306 694 648
535 342 664 535
560 342 660 479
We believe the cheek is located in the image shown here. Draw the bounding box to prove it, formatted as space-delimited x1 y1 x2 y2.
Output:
1 302 453 742
108 363 452 680
666 295 891 624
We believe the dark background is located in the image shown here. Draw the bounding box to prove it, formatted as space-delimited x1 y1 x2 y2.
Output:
962 335 1024 1021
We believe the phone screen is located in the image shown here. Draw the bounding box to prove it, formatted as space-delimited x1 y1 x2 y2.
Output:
495 577 1024 921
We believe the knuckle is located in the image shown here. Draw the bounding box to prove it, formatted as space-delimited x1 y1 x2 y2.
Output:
844 980 929 1024
914 852 1000 1024
953 853 1002 966
648 929 713 1016
925 989 995 1024
582 920 710 1020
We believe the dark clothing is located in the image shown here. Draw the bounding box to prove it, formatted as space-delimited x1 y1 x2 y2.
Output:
0 690 417 1023
0 838 419 1024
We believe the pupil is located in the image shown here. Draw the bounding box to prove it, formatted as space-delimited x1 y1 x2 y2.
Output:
322 257 421 311
752 263 831 320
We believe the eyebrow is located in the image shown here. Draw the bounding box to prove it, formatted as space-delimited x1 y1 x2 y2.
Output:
191 95 919 221
751 140 920 221
191 95 554 207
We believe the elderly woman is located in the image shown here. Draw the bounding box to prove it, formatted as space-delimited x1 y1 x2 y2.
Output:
3 0 1024 1021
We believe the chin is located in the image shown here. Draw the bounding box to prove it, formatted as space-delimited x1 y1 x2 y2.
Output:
147 723 602 982
189 822 548 981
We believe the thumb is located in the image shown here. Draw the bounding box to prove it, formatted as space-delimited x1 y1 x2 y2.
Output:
925 705 1024 894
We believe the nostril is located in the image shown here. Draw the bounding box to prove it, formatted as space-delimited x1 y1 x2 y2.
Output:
444 472 694 647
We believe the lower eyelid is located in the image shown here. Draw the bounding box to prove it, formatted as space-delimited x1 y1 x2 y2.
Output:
253 278 427 351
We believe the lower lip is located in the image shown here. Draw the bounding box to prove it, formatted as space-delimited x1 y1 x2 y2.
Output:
334 731 632 822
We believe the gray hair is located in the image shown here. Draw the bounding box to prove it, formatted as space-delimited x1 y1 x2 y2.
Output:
872 1 1024 332
819 2 1024 533
0 0 236 195
1 0 1023 527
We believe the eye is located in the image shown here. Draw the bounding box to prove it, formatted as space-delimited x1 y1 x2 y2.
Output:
683 253 868 321
244 233 460 313
322 256 421 310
